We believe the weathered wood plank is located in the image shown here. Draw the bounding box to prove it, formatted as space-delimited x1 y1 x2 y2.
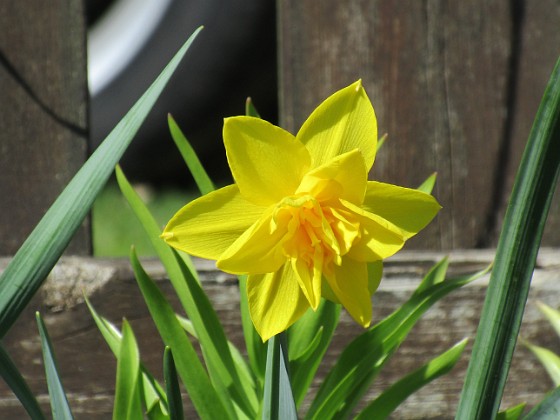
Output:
277 0 560 249
0 2 89 255
0 250 558 418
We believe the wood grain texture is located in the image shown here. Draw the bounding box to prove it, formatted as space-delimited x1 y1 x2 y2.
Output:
277 0 560 249
0 251 558 418
0 2 89 255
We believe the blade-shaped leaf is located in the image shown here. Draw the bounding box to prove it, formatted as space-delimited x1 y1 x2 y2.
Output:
288 300 340 407
262 333 297 420
355 338 468 419
164 347 184 420
168 114 215 195
0 27 202 339
524 385 560 419
176 314 257 397
417 172 437 194
306 263 488 419
113 319 142 420
129 248 231 419
537 302 560 338
0 343 45 419
84 296 169 416
456 56 560 418
497 402 526 420
522 339 560 386
117 165 257 417
36 312 74 420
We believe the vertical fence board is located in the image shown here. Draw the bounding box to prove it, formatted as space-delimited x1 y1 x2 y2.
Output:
278 0 560 249
0 2 89 255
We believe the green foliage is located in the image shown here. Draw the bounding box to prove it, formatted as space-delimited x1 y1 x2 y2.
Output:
356 339 468 419
456 56 560 418
36 312 74 420
163 347 184 420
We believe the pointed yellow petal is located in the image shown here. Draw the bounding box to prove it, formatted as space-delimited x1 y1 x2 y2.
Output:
247 263 310 341
325 257 372 327
291 253 322 310
162 185 264 260
224 116 311 206
296 149 367 205
217 207 287 275
341 199 406 261
297 80 377 170
362 181 441 239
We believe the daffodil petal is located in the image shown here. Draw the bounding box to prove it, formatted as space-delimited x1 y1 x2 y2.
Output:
325 257 372 327
297 80 377 170
162 185 264 260
247 263 310 341
217 207 287 275
291 252 322 310
341 199 406 261
224 116 311 206
362 181 442 239
296 149 367 205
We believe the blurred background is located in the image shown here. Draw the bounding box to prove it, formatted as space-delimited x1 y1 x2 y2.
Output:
86 0 278 255
87 0 277 186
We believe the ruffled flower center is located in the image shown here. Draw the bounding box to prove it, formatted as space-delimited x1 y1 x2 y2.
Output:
272 194 361 276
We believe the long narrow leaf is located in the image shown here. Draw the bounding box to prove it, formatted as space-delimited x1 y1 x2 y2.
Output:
262 333 297 420
0 27 202 339
168 114 215 195
524 386 560 419
522 340 560 386
164 347 184 420
288 300 340 407
113 319 142 420
306 262 488 419
537 302 560 337
116 166 257 417
84 297 168 416
0 343 45 419
456 57 560 418
35 312 74 420
356 339 468 419
129 248 231 419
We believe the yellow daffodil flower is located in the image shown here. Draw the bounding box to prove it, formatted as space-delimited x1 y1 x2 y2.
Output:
162 80 441 341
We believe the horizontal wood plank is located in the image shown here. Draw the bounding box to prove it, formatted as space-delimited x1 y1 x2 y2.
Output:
1 250 559 418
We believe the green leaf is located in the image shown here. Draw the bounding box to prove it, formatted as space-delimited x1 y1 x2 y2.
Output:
84 297 169 416
176 314 257 397
355 338 468 419
164 347 184 420
168 114 215 195
456 56 560 418
113 319 142 420
36 312 74 420
497 402 526 420
306 262 487 419
245 97 261 118
376 133 388 152
522 339 560 386
117 162 257 417
129 248 231 419
524 386 560 419
288 300 340 407
262 333 298 420
0 27 202 339
417 172 437 194
0 343 45 419
537 302 560 338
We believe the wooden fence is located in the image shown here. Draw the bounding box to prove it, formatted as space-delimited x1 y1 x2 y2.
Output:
1 1 560 418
